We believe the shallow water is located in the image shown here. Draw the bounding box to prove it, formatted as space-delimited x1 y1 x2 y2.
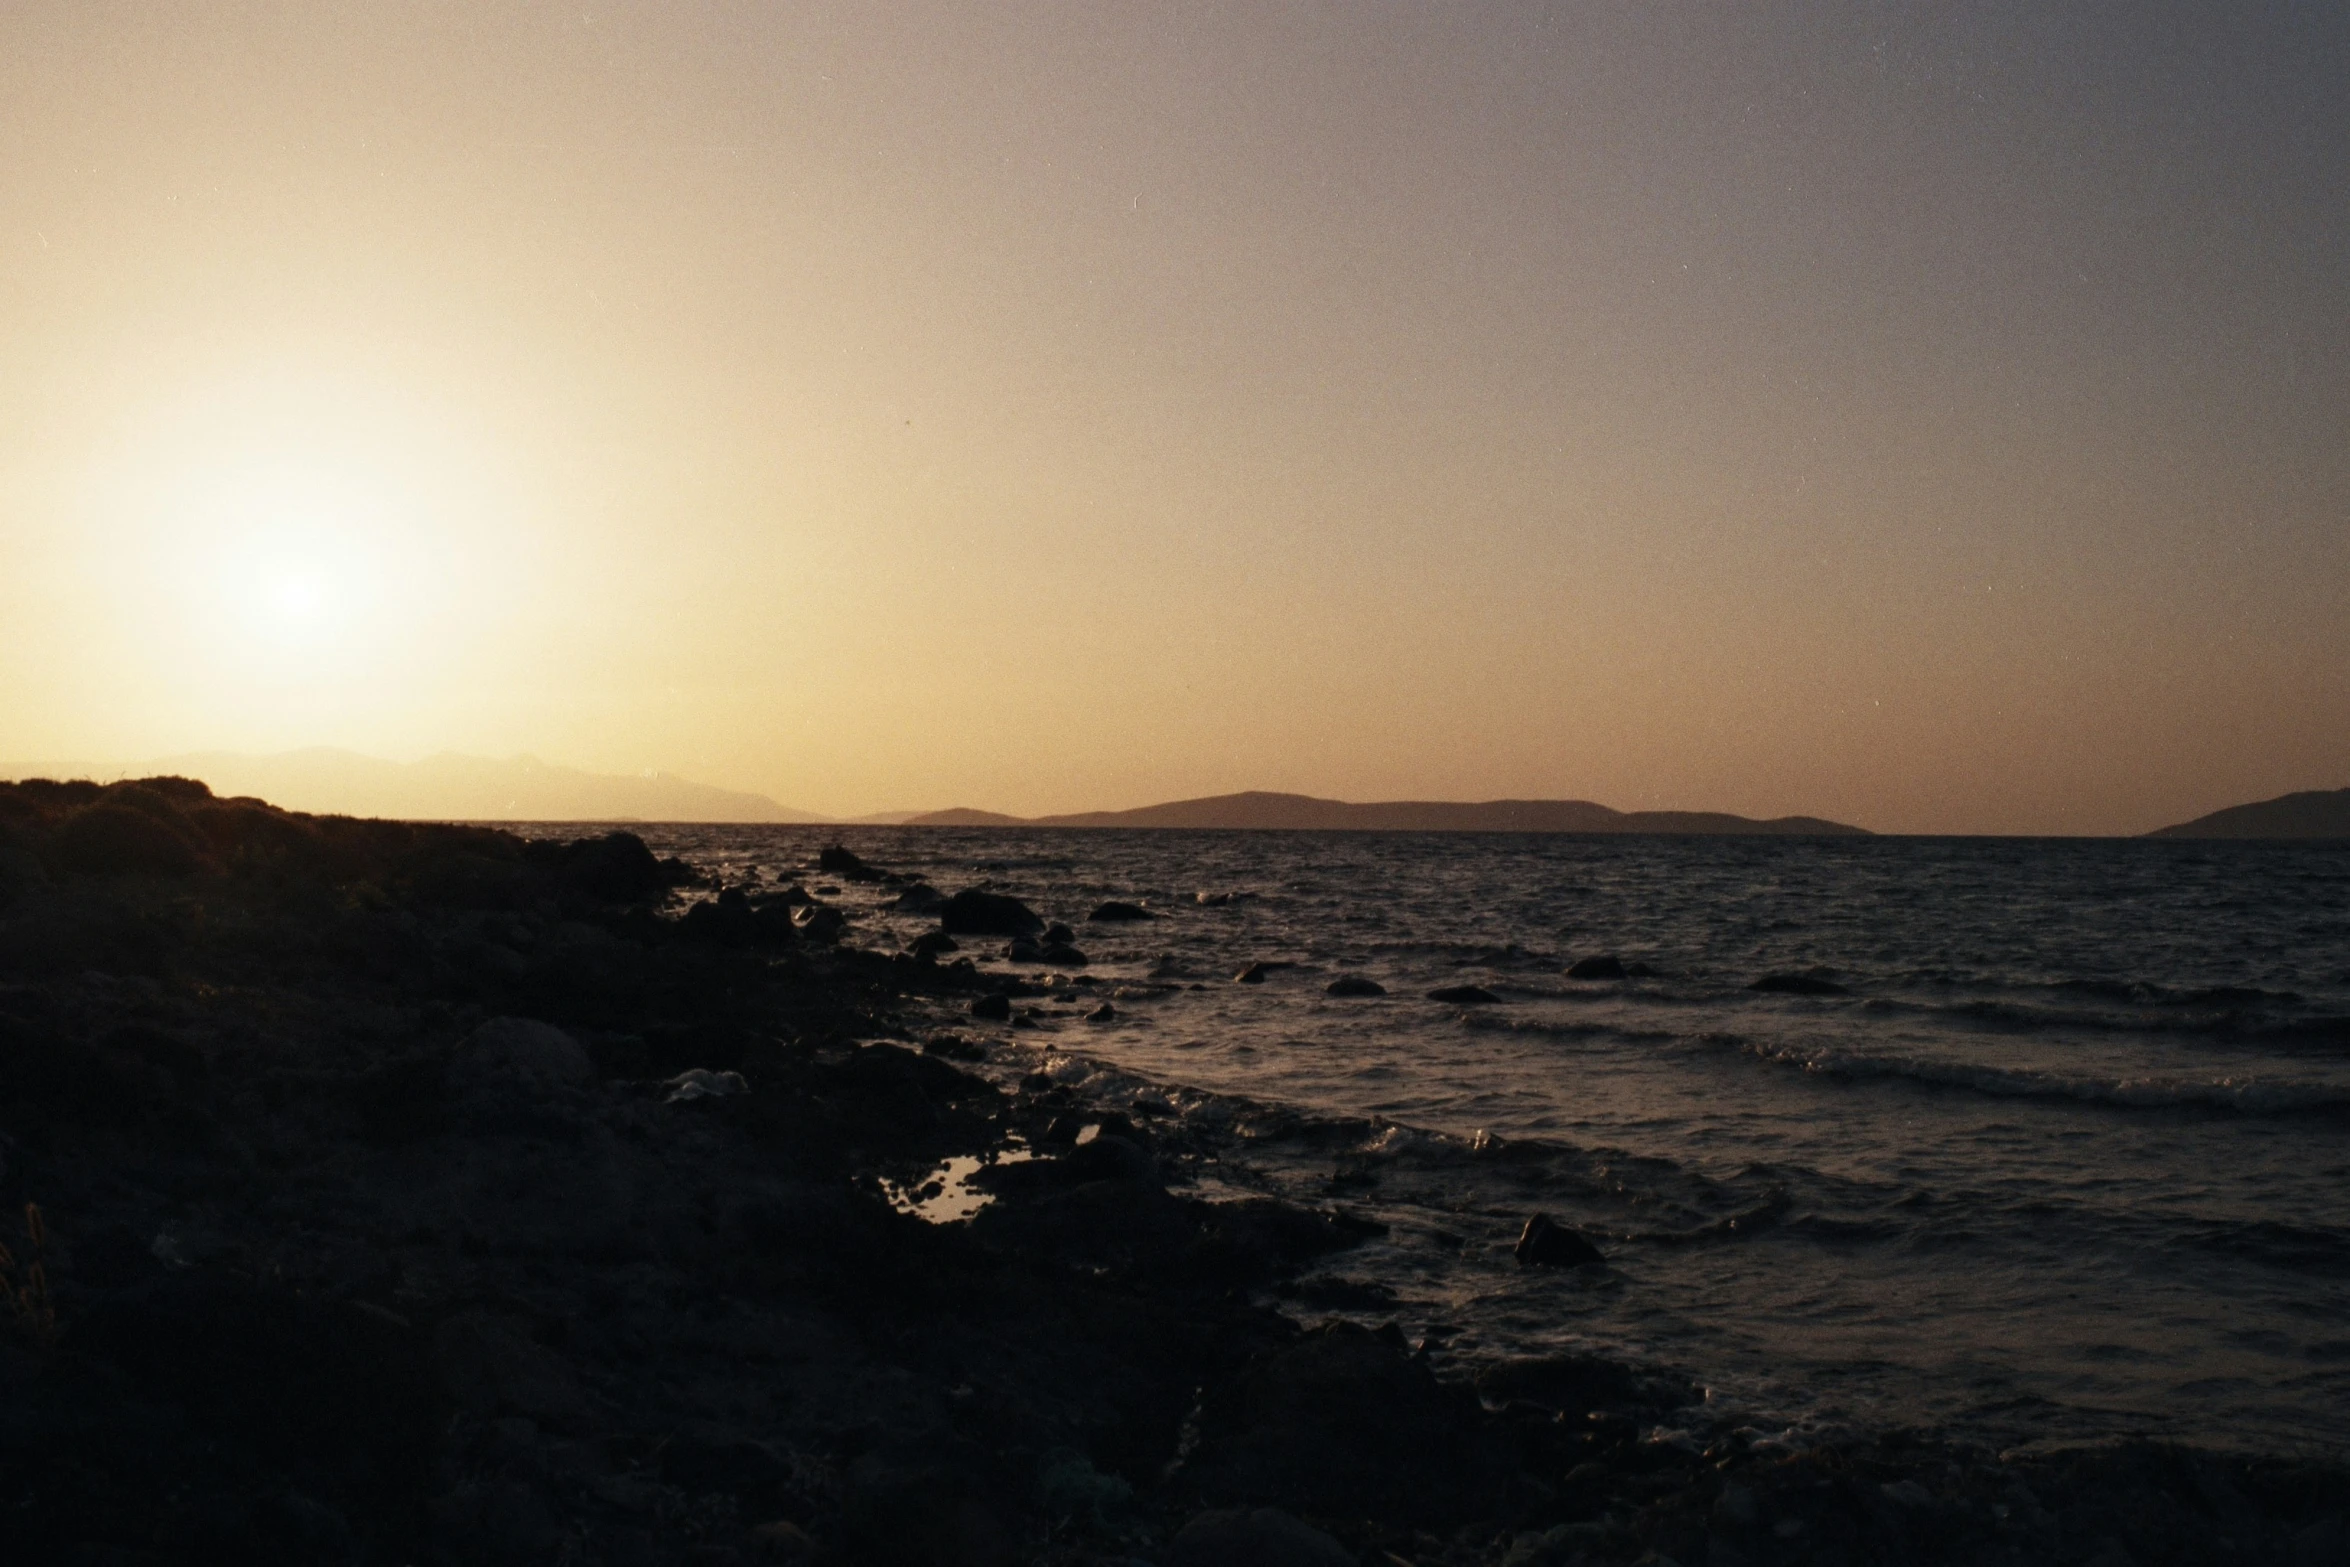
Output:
618 827 2350 1456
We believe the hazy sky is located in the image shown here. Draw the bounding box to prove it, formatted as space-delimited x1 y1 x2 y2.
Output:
3 2 2344 832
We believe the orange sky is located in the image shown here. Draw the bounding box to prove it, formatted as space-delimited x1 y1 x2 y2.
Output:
3 3 2344 833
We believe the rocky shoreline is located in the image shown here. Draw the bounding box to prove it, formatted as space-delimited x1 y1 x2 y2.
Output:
2 777 2345 1567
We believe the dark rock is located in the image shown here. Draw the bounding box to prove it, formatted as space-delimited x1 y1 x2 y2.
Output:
1087 901 1155 922
817 844 886 882
970 993 1013 1021
1235 962 1273 984
890 882 946 914
46 802 208 877
793 904 848 942
1062 1133 1158 1186
1042 921 1076 945
1323 975 1386 997
909 929 959 961
840 1450 1015 1567
554 831 674 902
1426 984 1501 1004
1566 954 1627 980
1474 1353 1684 1416
1179 1320 1504 1524
1514 1213 1604 1268
1750 972 1848 996
1165 1507 1356 1567
433 1311 594 1427
1086 1002 1116 1022
1037 942 1089 967
1006 935 1045 963
941 889 1045 936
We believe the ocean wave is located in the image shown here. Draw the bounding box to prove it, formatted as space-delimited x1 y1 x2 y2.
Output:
1735 1041 2350 1116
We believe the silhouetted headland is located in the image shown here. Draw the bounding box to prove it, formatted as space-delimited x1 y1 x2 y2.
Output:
2147 786 2350 839
908 790 1869 834
1 777 2338 1565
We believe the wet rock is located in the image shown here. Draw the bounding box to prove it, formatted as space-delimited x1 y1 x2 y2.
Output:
1166 1506 1356 1567
1427 984 1501 1004
970 992 1013 1021
1513 1213 1604 1268
664 1067 748 1103
910 928 959 961
1566 954 1626 980
1037 941 1089 967
1086 1002 1116 1022
891 882 946 914
1087 900 1154 921
1750 972 1848 995
793 903 848 943
1062 1133 1158 1185
1323 974 1386 997
1041 921 1076 946
817 844 887 881
1475 1352 1680 1416
1236 962 1273 984
942 889 1045 936
1005 935 1045 963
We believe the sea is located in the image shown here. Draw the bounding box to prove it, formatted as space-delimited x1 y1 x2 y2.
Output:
603 826 2350 1458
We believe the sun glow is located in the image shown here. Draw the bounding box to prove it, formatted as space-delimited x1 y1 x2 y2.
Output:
79 364 537 748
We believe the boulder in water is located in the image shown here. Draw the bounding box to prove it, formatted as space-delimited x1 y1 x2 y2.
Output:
909 929 959 962
941 888 1045 936
1005 935 1045 963
816 844 886 882
1324 975 1386 997
891 882 946 915
1037 942 1089 967
1514 1213 1604 1268
1750 972 1847 996
1427 984 1500 1005
969 993 1013 1021
1087 900 1154 922
1566 954 1626 980
1236 962 1273 984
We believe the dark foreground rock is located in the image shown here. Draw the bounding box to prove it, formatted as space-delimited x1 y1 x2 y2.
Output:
1323 975 1386 997
1 777 2342 1567
1428 984 1502 1004
1751 971 1849 995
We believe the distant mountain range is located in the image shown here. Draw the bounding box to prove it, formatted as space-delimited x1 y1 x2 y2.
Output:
128 749 825 823
903 790 1868 834
2147 788 2350 839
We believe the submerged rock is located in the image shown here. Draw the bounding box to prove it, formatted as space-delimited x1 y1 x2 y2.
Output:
970 992 1013 1021
1037 941 1089 967
1427 984 1501 1004
1087 900 1154 922
1566 954 1627 980
1514 1212 1605 1268
1751 972 1848 996
1236 962 1274 984
941 888 1045 936
1323 975 1386 997
909 928 959 961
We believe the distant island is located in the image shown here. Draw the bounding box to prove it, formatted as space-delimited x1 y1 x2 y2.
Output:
130 748 827 824
2146 787 2350 839
904 790 1868 835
